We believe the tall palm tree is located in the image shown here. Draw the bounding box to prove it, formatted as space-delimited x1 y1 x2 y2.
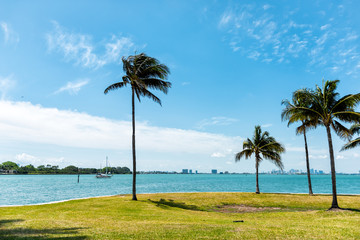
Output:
104 53 171 201
235 125 285 194
341 124 360 151
282 91 316 195
281 80 360 209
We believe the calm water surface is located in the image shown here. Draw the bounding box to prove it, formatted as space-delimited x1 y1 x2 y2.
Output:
0 174 359 206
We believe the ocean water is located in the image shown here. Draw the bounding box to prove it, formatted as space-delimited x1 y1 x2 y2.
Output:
0 174 359 206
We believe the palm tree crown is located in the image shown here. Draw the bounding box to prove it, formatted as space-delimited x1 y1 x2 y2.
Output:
235 125 285 194
282 80 360 135
105 53 171 104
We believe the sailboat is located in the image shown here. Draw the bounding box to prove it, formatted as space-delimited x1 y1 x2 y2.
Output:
96 156 112 178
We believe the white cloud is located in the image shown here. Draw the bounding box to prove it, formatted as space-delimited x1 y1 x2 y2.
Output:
46 22 136 69
211 152 226 158
261 123 272 128
0 22 19 44
197 116 238 130
336 155 345 160
0 75 16 99
15 153 65 166
54 78 89 95
309 154 328 160
0 101 242 156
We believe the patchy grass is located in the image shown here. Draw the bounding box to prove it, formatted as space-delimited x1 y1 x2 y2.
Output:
0 192 359 239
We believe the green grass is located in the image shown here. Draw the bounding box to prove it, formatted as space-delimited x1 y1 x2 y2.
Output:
1 192 360 239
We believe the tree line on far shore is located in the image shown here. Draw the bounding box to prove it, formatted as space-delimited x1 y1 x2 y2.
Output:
0 161 131 175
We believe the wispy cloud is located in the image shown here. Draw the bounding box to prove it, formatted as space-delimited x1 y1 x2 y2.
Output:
196 116 238 130
0 75 16 99
46 22 136 69
218 3 360 77
54 78 89 95
0 21 19 44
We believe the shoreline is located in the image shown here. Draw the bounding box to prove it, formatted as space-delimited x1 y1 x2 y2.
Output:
1 191 360 208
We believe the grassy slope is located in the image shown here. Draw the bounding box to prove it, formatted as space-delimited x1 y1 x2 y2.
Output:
0 192 360 239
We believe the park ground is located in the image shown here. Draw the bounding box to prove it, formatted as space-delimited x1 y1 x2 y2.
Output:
1 192 360 239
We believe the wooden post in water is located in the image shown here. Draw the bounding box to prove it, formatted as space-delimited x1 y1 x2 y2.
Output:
77 168 80 183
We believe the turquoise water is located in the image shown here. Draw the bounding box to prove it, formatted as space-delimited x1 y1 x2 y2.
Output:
0 174 359 206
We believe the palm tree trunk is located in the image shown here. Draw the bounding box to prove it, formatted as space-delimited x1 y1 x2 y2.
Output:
131 88 137 201
255 159 260 194
325 125 339 209
303 130 313 195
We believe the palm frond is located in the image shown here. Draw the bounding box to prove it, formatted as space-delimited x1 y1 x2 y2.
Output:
332 93 360 113
235 149 253 161
331 120 351 140
143 78 172 94
139 88 162 105
104 82 126 94
341 137 360 151
333 111 360 123
350 124 360 135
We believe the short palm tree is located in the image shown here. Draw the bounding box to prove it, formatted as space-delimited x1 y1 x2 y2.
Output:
281 80 360 209
235 125 285 194
282 90 316 195
104 53 171 200
341 124 360 150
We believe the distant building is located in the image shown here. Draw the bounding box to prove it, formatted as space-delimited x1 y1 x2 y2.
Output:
310 168 314 174
319 170 324 174
189 169 192 174
211 169 217 174
195 170 198 174
224 171 229 174
182 169 188 174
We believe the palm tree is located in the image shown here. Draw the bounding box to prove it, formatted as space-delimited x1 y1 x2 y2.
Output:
341 124 360 151
235 125 285 194
281 80 360 209
104 53 171 200
281 91 316 195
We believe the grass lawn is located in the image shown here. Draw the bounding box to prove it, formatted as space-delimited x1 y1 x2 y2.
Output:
1 192 359 239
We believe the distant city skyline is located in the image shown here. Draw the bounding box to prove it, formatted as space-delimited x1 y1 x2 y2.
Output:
1 1 360 173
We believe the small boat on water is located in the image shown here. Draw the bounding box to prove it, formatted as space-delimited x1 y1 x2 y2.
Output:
96 156 112 178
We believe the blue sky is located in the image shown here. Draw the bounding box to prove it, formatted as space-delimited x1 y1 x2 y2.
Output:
0 0 360 173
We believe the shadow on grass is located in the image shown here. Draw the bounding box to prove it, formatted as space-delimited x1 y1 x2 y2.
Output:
329 208 360 213
343 208 360 212
0 219 89 239
148 198 202 211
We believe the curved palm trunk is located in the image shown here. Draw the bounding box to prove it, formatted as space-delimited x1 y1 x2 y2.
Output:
325 125 339 209
131 88 137 201
255 157 260 194
303 130 313 195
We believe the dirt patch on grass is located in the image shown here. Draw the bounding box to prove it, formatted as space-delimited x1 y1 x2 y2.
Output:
213 204 282 213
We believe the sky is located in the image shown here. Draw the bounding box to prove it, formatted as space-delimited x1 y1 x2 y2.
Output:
0 0 360 173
